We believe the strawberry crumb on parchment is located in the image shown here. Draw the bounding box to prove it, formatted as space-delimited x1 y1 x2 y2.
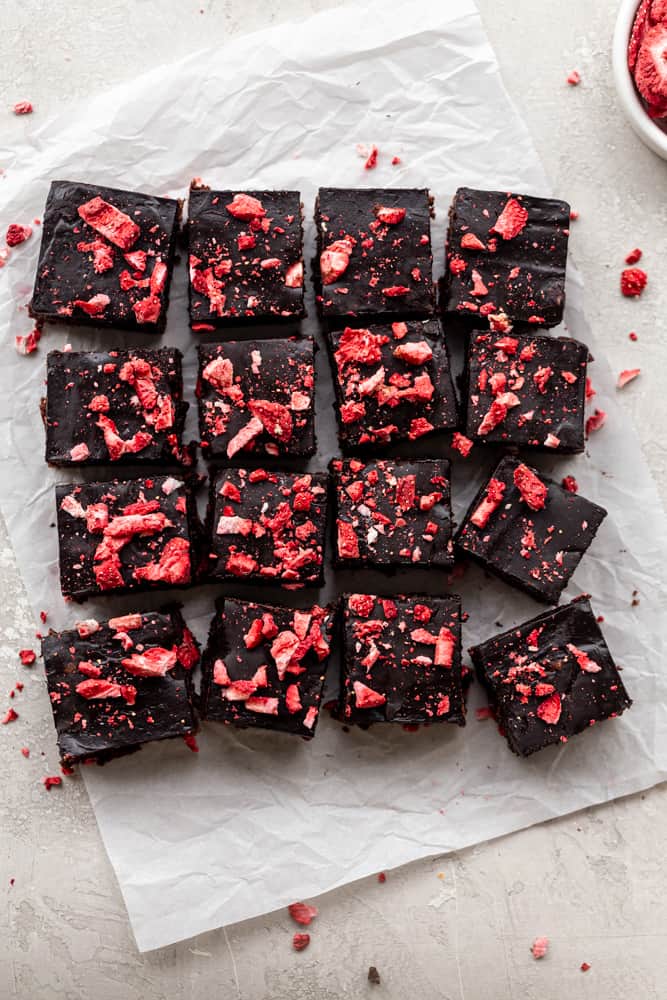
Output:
377 872 387 883
292 932 310 952
621 267 648 297
42 776 62 791
567 70 581 85
13 101 33 115
585 409 607 436
617 368 641 389
581 962 591 972
531 936 549 959
625 247 642 264
288 902 318 926
19 649 36 666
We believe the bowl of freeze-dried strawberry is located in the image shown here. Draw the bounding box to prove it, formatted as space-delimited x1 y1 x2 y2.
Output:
613 0 667 158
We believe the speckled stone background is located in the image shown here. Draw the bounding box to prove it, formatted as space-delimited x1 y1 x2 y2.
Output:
2 1 667 997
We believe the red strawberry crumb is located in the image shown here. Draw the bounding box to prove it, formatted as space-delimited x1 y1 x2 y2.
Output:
629 331 638 341
625 248 642 264
13 101 33 115
292 933 310 952
391 156 401 165
6 224 32 247
183 734 199 752
42 776 62 790
621 267 648 297
580 962 591 972
40 611 48 624
61 765 74 776
570 209 579 221
531 936 549 959
377 872 386 883
19 649 36 666
561 476 579 493
364 145 378 169
288 902 318 926
2 708 18 724
451 432 473 457
617 368 641 388
537 693 562 725
585 409 607 436
567 70 581 85
15 328 42 356
585 377 596 401
513 464 547 511
21 747 29 758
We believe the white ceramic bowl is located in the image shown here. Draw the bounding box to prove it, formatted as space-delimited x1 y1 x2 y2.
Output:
613 0 667 159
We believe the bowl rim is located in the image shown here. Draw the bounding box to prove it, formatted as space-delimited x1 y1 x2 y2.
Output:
612 0 667 160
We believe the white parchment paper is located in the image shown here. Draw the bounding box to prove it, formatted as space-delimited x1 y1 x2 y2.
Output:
1 0 667 953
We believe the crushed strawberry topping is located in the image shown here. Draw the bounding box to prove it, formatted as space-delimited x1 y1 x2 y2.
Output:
620 267 648 297
6 224 32 247
617 368 641 388
491 198 528 240
513 464 547 511
470 478 506 529
78 197 140 250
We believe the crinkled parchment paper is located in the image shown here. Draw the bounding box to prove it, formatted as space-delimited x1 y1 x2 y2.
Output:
1 0 666 953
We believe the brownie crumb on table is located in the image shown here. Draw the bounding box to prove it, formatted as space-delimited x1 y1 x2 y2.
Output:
314 187 435 324
187 185 305 327
326 319 458 450
41 608 199 766
30 181 180 333
331 457 454 570
469 597 632 757
441 187 571 329
197 337 316 461
56 475 201 601
463 329 589 453
205 468 328 588
456 456 607 604
200 597 335 738
44 348 190 466
337 593 466 727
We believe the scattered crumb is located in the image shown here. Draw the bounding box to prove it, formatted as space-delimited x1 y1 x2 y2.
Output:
365 145 378 170
580 962 591 972
2 708 18 724
13 101 33 115
292 932 310 952
20 747 30 758
368 966 381 985
617 368 641 389
42 776 62 791
288 902 318 926
585 409 607 437
377 872 386 883
561 476 579 493
625 248 642 265
531 936 549 960
15 328 42 356
451 432 473 458
567 70 581 85
391 156 401 166
621 267 648 298
569 209 579 221
18 649 36 666
182 734 199 752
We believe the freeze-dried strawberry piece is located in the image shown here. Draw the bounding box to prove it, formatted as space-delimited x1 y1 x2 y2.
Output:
133 296 162 325
567 70 581 85
585 408 607 436
382 285 410 297
13 101 33 115
78 197 140 250
122 647 177 678
470 478 506 529
77 238 114 273
96 414 152 460
320 239 353 284
285 684 302 714
620 267 648 297
225 193 266 220
566 643 602 673
69 442 90 462
243 619 264 650
292 933 310 952
435 628 456 668
73 293 111 317
246 696 279 715
375 206 406 225
491 198 528 240
625 248 643 264
617 368 641 388
248 399 293 442
335 326 384 367
460 232 486 251
15 328 42 356
19 649 36 666
580 963 591 973
270 630 300 680
477 397 510 436
288 902 318 926
76 679 137 704
284 261 303 288
6 224 32 247
513 464 547 511
536 693 562 724
436 696 450 716
42 776 62 790
635 23 667 108
226 416 264 459
531 937 549 960
2 708 18 724
225 552 258 577
451 432 472 458
393 341 432 365
561 476 579 493
133 537 191 586
337 520 360 559
349 594 375 617
364 145 378 169
353 680 386 708
449 255 467 275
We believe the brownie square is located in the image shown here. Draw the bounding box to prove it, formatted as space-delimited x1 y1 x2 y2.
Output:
327 319 458 450
441 187 570 329
30 180 180 333
315 187 435 323
206 468 327 588
338 593 466 727
332 458 454 569
41 609 199 766
200 598 335 738
456 456 607 604
463 330 588 453
469 598 632 757
197 337 315 461
44 348 189 466
187 186 304 326
56 475 199 601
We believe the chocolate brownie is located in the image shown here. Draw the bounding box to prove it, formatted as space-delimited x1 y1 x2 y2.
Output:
469 597 632 757
332 458 454 569
315 188 435 323
197 338 315 461
337 593 466 727
44 348 189 466
56 475 200 601
41 609 199 766
441 187 570 329
456 456 607 603
200 598 334 738
206 468 327 588
187 185 304 326
327 319 458 450
463 329 589 452
30 180 180 333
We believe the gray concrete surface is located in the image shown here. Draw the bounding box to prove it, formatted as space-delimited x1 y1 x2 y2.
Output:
2 1 667 997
